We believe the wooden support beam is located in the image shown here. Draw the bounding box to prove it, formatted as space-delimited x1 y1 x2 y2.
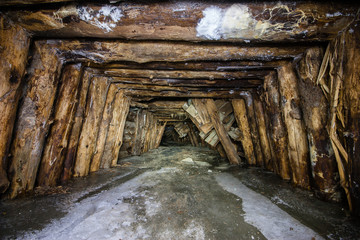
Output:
232 99 256 165
0 16 30 193
204 99 241 165
61 69 92 183
101 90 130 168
103 69 269 80
37 64 82 187
90 84 118 173
4 2 358 43
254 92 272 169
278 62 310 189
73 76 110 177
239 91 264 166
263 72 291 180
45 40 308 64
8 42 62 198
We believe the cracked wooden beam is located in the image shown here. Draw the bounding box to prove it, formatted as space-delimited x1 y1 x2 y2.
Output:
3 2 358 42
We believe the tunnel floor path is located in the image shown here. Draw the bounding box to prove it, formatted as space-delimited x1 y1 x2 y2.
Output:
1 146 359 239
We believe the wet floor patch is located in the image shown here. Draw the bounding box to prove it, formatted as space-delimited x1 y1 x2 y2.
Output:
0 146 359 239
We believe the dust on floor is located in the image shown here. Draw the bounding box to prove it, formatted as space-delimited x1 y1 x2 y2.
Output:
0 146 359 239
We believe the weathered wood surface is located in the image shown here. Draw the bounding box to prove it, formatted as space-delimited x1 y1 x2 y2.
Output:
232 99 256 165
154 121 167 149
278 62 310 189
183 99 213 135
8 42 62 198
61 70 92 183
0 16 30 193
254 92 272 169
174 122 190 138
101 90 130 168
37 64 82 187
239 91 263 166
204 99 240 165
342 21 360 215
297 47 338 201
73 77 110 177
4 2 358 43
47 40 308 64
90 84 118 173
263 72 290 179
104 69 269 80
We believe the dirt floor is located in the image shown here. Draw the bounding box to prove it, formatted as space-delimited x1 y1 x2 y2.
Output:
1 146 359 240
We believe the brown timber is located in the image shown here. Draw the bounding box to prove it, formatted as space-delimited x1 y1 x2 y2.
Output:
278 62 310 189
8 42 62 198
0 16 30 193
37 64 82 187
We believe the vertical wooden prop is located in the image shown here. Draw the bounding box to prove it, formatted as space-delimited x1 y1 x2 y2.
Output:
297 48 338 201
101 90 130 168
90 84 118 173
73 77 109 177
263 72 291 180
253 92 272 169
131 109 145 156
278 62 310 189
61 70 92 182
37 64 82 186
204 99 240 165
9 42 62 198
232 99 256 165
0 17 30 193
155 121 167 149
239 92 264 166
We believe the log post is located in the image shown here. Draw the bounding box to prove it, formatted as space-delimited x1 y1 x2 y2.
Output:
204 99 241 165
263 72 291 180
232 99 256 165
155 121 167 149
90 84 118 173
278 62 310 189
73 76 110 177
8 42 62 198
239 92 264 166
297 47 339 201
0 16 30 193
61 70 92 183
101 90 130 168
37 64 82 187
188 122 199 147
131 109 145 156
253 92 272 169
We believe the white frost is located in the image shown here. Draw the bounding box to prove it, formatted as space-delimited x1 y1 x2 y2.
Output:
196 6 224 40
216 173 324 240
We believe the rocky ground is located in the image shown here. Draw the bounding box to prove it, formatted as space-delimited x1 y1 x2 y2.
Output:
1 146 359 239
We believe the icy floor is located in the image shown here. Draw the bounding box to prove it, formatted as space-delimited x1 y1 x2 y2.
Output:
1 146 359 239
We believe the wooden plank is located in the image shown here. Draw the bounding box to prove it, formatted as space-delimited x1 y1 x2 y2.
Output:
73 76 110 177
37 64 82 187
61 69 92 183
278 62 310 189
5 3 357 43
204 99 241 165
0 17 30 193
8 42 62 198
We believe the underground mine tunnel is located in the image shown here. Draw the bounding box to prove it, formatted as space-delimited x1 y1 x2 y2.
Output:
1 0 360 239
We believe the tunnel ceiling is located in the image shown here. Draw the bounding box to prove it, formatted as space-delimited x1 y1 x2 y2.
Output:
1 0 359 121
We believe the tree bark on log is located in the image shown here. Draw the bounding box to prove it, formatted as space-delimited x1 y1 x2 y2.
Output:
8 42 62 198
232 99 256 165
0 16 30 193
297 47 339 201
204 99 240 165
263 72 290 180
73 77 110 177
61 70 92 183
101 90 130 168
37 64 82 187
90 84 118 173
278 62 310 189
239 92 263 166
253 92 272 169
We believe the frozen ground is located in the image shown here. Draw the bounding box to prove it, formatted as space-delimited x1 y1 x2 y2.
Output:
1 146 359 239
